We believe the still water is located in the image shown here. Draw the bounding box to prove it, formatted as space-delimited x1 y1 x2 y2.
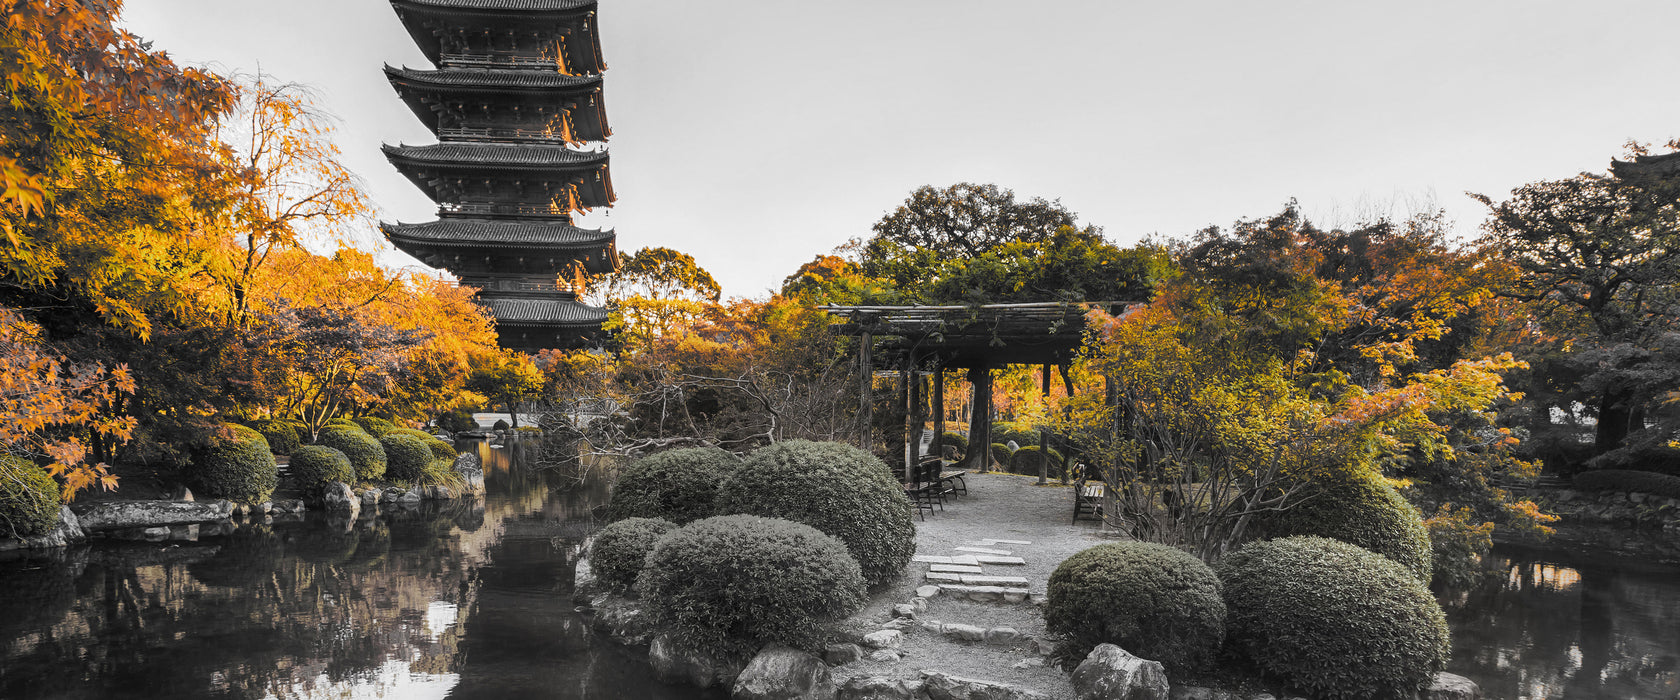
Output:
3 441 1680 699
0 438 717 700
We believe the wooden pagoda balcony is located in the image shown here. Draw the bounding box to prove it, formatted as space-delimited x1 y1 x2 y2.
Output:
438 53 560 70
439 126 574 143
439 202 568 217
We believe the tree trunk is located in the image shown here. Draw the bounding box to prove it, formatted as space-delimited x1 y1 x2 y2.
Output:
1595 389 1634 454
963 366 993 472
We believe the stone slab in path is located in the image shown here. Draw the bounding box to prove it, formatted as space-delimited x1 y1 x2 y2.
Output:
929 564 985 574
960 574 1030 586
951 555 981 566
926 572 964 582
979 538 1033 545
913 555 954 564
954 546 1012 555
971 555 1025 565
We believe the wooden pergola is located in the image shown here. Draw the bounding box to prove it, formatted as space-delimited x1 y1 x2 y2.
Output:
823 301 1140 479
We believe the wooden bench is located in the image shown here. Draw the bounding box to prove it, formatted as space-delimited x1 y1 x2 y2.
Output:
1072 479 1104 524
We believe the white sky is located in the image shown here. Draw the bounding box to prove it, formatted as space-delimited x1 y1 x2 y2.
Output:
121 1 1680 299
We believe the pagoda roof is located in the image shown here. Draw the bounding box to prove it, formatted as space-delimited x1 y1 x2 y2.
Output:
481 297 609 325
382 218 617 273
397 0 594 10
1611 151 1680 180
383 141 607 167
385 65 600 90
389 0 603 76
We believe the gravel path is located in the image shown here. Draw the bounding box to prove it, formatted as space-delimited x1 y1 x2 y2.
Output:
832 471 1118 699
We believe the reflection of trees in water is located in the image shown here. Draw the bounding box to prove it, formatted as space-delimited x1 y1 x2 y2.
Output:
1444 548 1680 700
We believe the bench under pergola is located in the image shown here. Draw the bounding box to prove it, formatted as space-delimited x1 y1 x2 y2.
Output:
822 301 1140 481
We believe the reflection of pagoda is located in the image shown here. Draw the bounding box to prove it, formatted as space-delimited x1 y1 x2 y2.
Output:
382 0 618 351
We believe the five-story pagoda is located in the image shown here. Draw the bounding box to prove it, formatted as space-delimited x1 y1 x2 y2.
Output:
382 0 618 351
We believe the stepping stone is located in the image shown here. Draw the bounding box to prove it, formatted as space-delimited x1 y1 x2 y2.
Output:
971 555 1025 565
961 574 1030 586
971 539 1032 546
950 555 981 566
929 564 984 574
912 555 954 564
955 546 1011 555
925 572 963 582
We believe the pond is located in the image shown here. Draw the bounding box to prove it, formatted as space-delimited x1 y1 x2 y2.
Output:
3 442 1679 700
0 438 719 700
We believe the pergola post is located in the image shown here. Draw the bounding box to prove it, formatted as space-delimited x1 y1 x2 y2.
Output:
858 331 872 451
905 352 921 480
932 358 945 461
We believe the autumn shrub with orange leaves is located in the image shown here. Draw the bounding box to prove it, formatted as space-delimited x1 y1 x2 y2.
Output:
1 307 132 504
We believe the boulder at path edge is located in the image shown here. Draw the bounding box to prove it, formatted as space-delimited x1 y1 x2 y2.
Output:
1071 644 1169 700
732 644 835 700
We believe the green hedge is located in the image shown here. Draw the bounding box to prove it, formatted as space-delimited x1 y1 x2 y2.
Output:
287 446 354 490
941 431 968 457
186 423 278 503
1270 470 1432 582
352 416 396 438
590 517 677 591
324 417 362 432
991 422 1040 447
1573 469 1680 500
1009 445 1066 478
0 455 62 537
316 427 386 481
716 440 915 588
248 419 300 456
1218 536 1449 700
607 447 740 525
388 428 456 462
989 442 1013 467
1046 542 1224 673
640 515 866 655
380 434 432 482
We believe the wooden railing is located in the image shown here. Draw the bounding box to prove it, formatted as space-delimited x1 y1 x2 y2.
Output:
438 53 558 70
440 126 569 142
439 202 565 217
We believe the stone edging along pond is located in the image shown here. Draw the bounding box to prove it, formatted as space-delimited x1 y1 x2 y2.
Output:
0 452 486 554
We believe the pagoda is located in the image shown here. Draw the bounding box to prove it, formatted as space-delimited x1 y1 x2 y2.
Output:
382 0 618 351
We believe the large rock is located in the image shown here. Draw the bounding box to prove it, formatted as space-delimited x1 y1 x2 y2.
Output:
454 452 485 493
649 634 743 689
590 594 655 646
732 644 835 700
321 482 360 518
1426 672 1481 700
70 499 234 532
837 676 923 700
1070 644 1169 700
920 671 1047 700
861 630 903 649
0 506 86 552
1168 687 1244 700
824 643 864 666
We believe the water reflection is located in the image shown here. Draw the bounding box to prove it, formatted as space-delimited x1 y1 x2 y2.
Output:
0 437 715 700
1445 543 1680 700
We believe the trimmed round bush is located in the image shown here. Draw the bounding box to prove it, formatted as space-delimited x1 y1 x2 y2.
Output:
379 434 432 482
991 422 1040 447
608 447 740 524
1010 445 1066 478
640 515 866 654
0 455 62 538
1574 469 1680 500
389 428 457 462
1046 542 1225 673
316 427 386 481
186 423 278 503
492 419 511 432
352 416 396 437
1271 470 1432 582
1218 536 1450 700
716 440 914 588
287 445 354 490
590 517 677 591
285 420 310 445
324 417 362 432
990 442 1013 466
941 431 968 457
436 409 477 434
249 419 300 456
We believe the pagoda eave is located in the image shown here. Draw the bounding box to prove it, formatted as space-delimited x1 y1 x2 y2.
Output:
389 0 604 76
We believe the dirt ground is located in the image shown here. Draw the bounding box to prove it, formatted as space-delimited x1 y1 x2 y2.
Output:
833 470 1119 699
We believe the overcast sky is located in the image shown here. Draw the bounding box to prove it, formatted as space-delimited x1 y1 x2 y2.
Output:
121 1 1680 299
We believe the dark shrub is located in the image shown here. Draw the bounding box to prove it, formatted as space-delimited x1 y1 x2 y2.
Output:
249 419 301 456
492 418 511 432
316 427 386 481
1218 536 1450 700
389 428 457 462
941 431 968 457
590 517 677 591
436 408 477 433
286 420 310 445
288 445 354 490
380 434 432 482
1009 445 1066 478
991 422 1040 447
1574 469 1680 500
716 440 915 588
1270 470 1432 582
640 515 866 654
0 455 61 537
324 417 362 432
989 442 1013 467
1046 542 1225 673
608 447 740 524
353 416 396 437
186 423 278 503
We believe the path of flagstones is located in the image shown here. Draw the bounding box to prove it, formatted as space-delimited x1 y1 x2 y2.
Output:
829 471 1112 699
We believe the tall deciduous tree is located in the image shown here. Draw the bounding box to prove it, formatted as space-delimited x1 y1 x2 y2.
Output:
467 352 545 428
